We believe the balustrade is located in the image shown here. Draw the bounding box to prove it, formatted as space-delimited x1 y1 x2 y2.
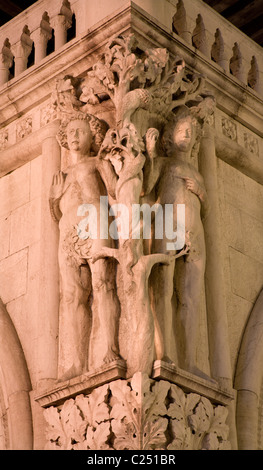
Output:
0 0 261 96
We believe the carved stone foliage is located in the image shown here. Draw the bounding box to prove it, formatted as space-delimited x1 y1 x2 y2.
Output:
40 102 57 127
16 116 32 141
221 117 237 141
0 129 8 150
244 132 259 156
44 374 230 450
44 384 111 450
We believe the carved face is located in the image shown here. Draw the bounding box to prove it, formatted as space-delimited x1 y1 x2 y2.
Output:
66 119 92 154
173 117 194 152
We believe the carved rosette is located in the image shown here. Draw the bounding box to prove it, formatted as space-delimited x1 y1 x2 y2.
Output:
44 374 230 450
16 116 32 141
0 129 8 150
221 117 237 141
244 132 259 155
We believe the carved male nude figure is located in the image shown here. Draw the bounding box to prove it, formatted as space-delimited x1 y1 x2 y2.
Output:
50 116 120 379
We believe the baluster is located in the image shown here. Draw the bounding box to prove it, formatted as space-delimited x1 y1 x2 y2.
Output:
12 26 33 77
0 39 13 85
51 0 72 51
192 14 209 57
31 12 53 64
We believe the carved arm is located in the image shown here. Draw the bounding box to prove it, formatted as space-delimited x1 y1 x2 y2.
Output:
96 157 118 200
184 174 210 220
142 128 162 196
49 170 65 222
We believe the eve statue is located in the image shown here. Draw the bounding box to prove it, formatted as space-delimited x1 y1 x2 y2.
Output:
145 106 210 379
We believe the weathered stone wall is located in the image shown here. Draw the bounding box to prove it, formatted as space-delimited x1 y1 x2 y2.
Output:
0 156 42 382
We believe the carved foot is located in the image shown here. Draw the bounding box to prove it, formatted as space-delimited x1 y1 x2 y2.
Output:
103 349 121 365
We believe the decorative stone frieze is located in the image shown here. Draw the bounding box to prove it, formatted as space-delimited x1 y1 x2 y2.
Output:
16 117 33 141
40 102 57 127
244 133 259 156
221 117 237 141
0 130 8 151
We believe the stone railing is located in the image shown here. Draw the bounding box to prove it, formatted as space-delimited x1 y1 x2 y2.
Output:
0 0 78 85
0 0 262 95
170 0 263 95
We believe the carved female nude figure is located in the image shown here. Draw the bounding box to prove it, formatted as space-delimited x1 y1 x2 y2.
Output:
49 115 120 379
145 106 210 379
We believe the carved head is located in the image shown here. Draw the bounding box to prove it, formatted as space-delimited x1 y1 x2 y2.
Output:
162 106 197 157
57 112 108 155
66 119 92 154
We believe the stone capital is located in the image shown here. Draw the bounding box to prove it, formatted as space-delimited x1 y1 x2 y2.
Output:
51 14 72 32
31 26 52 45
11 39 32 60
0 48 13 70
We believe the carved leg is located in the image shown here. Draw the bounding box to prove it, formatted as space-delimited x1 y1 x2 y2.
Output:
88 258 120 369
150 261 176 363
175 253 210 379
57 251 91 380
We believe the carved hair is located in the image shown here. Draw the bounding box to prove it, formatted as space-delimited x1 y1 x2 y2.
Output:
57 111 109 154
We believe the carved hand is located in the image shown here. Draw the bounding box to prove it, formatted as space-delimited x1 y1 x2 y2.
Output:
50 170 65 201
145 128 159 159
184 177 203 198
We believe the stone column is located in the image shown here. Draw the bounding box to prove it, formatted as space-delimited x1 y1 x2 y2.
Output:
31 24 52 64
12 27 33 76
36 120 61 387
172 0 192 44
198 123 232 381
199 123 237 449
0 39 13 85
51 14 72 51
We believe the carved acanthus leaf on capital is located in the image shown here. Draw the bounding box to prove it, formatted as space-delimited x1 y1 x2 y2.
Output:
44 375 230 450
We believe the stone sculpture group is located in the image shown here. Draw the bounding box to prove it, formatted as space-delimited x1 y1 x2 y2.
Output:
49 34 215 382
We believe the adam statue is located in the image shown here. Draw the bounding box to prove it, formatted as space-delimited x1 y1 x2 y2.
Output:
49 112 120 380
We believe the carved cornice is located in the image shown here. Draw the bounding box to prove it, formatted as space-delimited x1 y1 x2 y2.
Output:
35 359 127 408
152 360 235 406
0 2 262 135
0 120 60 177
